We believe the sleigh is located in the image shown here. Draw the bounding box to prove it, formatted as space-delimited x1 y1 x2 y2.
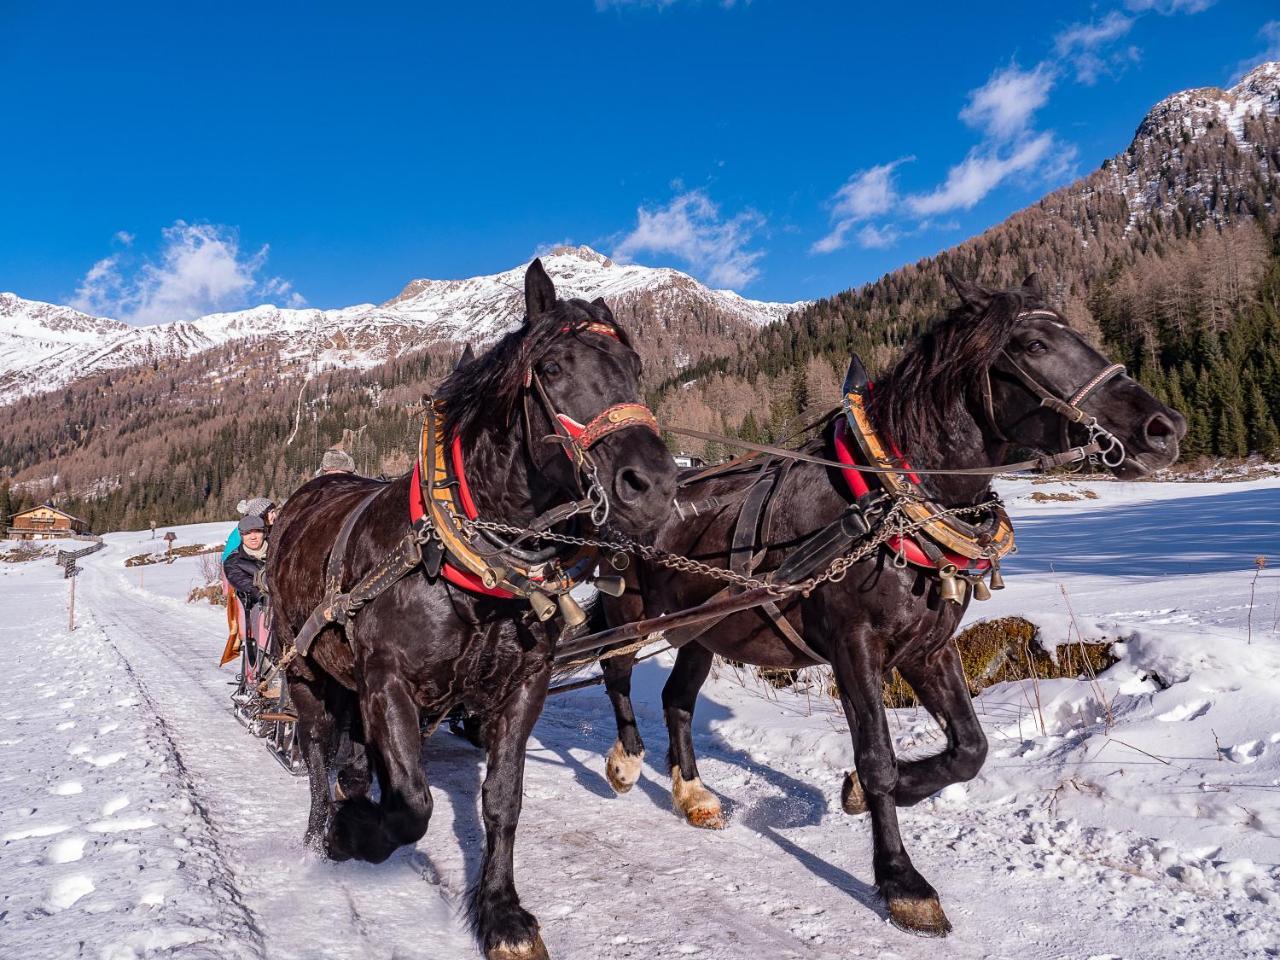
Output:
226 576 306 775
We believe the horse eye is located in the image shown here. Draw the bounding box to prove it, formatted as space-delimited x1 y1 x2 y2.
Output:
541 361 562 377
1026 341 1047 355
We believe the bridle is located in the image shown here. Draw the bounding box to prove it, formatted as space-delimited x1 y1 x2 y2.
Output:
981 309 1128 469
518 320 660 529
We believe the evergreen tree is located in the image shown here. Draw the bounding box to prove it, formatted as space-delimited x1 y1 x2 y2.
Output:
1246 382 1280 456
0 481 10 533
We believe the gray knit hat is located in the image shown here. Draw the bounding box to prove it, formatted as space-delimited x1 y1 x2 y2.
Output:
320 448 356 473
237 515 266 535
243 497 274 517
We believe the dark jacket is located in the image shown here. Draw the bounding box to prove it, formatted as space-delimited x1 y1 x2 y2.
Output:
223 543 266 610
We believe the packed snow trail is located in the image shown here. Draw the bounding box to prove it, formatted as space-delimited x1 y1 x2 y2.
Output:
2 478 1279 959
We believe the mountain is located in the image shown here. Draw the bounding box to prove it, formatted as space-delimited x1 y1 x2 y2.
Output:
664 62 1280 463
4 65 1280 530
0 245 802 403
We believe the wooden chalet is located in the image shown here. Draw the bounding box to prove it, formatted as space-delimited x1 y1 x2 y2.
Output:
5 504 91 540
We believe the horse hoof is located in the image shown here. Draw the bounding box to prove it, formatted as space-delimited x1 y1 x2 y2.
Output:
841 771 867 815
685 805 726 830
672 767 726 830
887 896 952 937
605 741 643 794
487 933 549 960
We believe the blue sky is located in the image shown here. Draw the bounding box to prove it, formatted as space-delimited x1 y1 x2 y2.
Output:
3 1 1278 321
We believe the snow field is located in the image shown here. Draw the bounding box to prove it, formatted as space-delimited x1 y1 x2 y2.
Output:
1 476 1278 958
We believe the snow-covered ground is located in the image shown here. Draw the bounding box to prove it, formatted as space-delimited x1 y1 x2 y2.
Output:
2 477 1279 959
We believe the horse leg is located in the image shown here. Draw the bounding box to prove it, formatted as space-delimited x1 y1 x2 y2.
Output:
469 670 550 960
327 669 430 864
663 643 724 829
289 668 336 851
334 691 373 802
602 650 645 794
843 643 987 811
830 633 951 937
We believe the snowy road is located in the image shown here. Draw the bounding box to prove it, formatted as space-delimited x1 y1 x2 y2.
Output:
3 477 1280 959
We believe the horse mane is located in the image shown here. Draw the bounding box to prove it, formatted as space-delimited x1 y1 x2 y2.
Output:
867 288 1041 466
436 298 629 445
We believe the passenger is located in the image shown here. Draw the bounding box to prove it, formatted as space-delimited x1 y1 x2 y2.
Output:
221 497 275 566
318 448 356 476
223 515 269 615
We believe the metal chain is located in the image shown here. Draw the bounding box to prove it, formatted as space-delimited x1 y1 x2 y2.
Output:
463 495 1000 599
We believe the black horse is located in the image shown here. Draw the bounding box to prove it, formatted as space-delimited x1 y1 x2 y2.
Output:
268 261 677 960
599 275 1185 936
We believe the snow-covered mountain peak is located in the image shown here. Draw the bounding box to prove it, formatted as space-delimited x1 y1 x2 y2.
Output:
1137 60 1280 143
0 292 129 342
0 249 803 403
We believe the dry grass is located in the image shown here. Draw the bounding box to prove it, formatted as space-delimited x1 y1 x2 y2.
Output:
1028 489 1099 503
879 617 1117 709
126 543 222 567
1 542 53 563
187 583 227 606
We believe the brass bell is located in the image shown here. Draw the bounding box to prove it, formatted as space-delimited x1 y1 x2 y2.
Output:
481 566 507 589
971 576 992 602
557 593 588 628
528 590 557 622
989 561 1006 591
593 576 626 597
937 565 964 605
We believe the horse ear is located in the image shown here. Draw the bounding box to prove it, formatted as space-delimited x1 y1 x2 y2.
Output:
944 272 991 311
455 343 475 370
1021 273 1046 300
591 296 616 322
525 258 556 322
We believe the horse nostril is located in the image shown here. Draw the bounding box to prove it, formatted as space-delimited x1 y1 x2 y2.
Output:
1145 413 1176 448
615 467 652 503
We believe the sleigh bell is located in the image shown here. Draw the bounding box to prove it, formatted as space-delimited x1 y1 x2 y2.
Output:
937 564 964 605
557 592 588 628
593 576 627 597
480 566 506 590
528 590 557 622
988 559 1006 591
970 576 992 602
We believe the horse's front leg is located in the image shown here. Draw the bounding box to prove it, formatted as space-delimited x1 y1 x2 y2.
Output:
602 648 646 794
600 593 646 794
469 667 551 960
328 663 431 863
843 640 987 811
829 627 952 937
663 642 724 829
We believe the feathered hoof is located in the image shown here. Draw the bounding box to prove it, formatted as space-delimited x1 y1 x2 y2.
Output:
887 896 952 938
605 741 643 795
486 933 549 960
841 770 867 815
672 767 726 830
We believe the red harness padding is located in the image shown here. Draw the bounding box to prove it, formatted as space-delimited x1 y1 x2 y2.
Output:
833 416 990 572
409 455 516 599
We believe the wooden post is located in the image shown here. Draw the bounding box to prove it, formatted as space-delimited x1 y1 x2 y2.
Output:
68 573 76 631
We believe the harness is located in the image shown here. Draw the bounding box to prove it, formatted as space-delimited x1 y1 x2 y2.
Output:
291 319 660 656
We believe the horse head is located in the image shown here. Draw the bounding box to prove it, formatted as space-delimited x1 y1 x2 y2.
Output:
439 259 676 537
950 274 1186 479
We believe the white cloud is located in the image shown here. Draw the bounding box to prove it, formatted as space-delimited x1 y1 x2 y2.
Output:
1124 0 1214 13
959 63 1055 140
907 133 1062 216
71 221 304 324
1233 21 1280 81
855 224 904 250
1053 12 1137 84
613 190 766 289
811 159 911 254
114 230 135 247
